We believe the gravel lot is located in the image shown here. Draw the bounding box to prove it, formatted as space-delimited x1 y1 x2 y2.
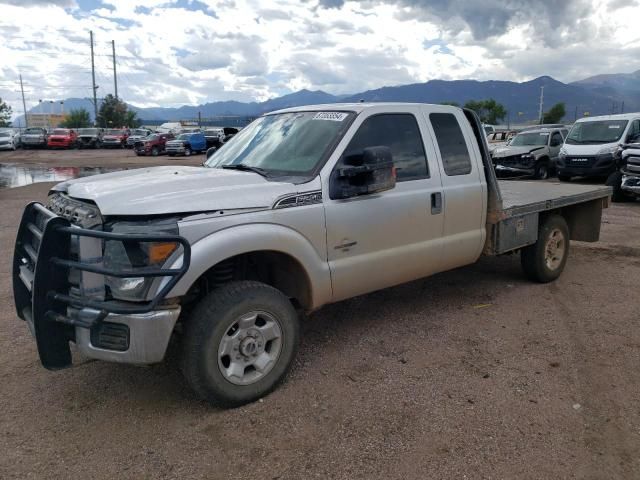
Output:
1 150 639 479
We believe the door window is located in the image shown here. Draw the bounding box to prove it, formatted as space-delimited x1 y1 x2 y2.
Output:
429 113 472 176
550 132 563 146
342 114 429 182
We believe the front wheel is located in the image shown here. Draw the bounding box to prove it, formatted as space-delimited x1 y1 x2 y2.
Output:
151 146 159 157
184 147 192 157
533 161 549 180
181 281 300 407
521 215 569 283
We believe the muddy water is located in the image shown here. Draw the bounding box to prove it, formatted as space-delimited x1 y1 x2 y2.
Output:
0 164 121 189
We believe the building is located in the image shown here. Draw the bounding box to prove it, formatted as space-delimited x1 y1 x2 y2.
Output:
26 113 68 129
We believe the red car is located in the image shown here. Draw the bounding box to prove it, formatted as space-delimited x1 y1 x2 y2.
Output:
47 128 78 149
101 128 130 148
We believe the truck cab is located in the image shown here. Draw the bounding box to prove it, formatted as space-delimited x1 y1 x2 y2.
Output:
12 103 610 408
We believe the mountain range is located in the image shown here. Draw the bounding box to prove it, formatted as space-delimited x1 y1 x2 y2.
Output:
18 70 640 125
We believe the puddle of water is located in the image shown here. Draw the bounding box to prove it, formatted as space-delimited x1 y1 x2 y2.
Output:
0 164 121 189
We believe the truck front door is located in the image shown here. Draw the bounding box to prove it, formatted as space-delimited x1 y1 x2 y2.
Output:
323 107 446 302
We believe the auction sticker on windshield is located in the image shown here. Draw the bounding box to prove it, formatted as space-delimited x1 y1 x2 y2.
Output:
313 112 349 121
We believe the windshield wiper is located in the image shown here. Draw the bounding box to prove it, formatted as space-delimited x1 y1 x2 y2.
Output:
221 164 269 177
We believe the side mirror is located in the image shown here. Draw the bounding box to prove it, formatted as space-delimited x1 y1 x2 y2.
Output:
330 146 396 200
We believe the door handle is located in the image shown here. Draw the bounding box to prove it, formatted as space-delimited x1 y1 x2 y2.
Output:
431 192 442 215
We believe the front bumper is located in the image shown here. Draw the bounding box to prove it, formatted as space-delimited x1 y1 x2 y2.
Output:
495 164 535 175
102 139 123 147
13 202 191 369
0 142 15 150
621 174 640 194
557 155 615 177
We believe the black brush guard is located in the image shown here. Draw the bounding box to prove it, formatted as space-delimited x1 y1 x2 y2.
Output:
12 202 191 370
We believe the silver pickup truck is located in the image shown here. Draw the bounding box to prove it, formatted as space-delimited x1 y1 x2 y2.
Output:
13 103 611 406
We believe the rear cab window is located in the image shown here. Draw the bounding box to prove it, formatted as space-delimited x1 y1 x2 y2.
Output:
429 113 472 176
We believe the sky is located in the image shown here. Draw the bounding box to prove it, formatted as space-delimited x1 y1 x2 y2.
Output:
1 0 639 117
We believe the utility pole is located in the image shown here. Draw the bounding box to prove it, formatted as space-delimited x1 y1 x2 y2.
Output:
111 39 118 100
90 30 98 125
538 86 544 125
574 105 578 122
621 101 625 114
19 74 28 128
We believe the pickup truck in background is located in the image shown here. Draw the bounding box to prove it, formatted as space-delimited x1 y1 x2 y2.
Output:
204 128 225 148
134 133 173 156
20 127 48 149
166 132 206 156
77 128 103 149
101 128 129 148
0 129 21 150
606 141 640 202
12 103 611 407
125 128 154 148
491 127 567 179
47 129 78 149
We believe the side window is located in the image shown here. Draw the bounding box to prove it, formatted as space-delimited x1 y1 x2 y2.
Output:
628 120 640 141
550 132 563 146
429 113 472 176
342 114 428 182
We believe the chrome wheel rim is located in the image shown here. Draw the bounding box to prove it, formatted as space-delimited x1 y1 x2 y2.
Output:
544 228 565 271
217 311 283 386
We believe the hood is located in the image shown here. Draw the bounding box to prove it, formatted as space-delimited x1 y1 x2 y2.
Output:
51 166 298 216
562 142 618 156
492 145 544 158
49 134 70 140
103 134 125 140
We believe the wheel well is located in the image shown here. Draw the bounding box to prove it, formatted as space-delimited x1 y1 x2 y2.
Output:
186 251 312 310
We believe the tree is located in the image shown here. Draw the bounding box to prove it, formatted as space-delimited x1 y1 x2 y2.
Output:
463 98 507 124
542 102 566 124
0 98 12 127
97 94 141 128
60 108 91 128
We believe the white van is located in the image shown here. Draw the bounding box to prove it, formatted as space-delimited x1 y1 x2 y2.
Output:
557 113 640 181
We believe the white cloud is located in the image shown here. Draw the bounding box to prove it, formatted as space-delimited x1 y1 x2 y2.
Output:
0 0 638 119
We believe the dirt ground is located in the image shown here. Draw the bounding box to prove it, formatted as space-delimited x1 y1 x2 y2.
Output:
1 150 639 479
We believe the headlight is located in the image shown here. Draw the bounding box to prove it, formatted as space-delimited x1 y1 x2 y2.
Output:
103 218 180 302
520 154 534 159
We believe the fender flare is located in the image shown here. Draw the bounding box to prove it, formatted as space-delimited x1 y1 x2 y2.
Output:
165 223 333 309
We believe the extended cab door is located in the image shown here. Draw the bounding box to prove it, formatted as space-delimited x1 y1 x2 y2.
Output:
322 106 446 302
423 108 487 271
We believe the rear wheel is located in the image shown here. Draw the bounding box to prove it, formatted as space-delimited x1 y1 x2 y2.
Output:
521 215 569 283
181 281 300 407
557 174 571 182
605 171 630 202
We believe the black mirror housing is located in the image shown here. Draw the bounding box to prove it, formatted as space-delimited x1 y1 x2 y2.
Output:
330 146 397 200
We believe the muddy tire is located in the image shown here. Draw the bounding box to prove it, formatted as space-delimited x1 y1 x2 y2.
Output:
181 281 300 407
605 171 630 203
521 215 569 283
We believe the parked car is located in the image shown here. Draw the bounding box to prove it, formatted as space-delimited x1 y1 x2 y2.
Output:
223 127 240 141
557 113 640 182
204 128 225 148
134 133 174 156
126 128 154 148
491 127 566 179
12 103 612 407
0 129 21 151
76 128 103 149
101 128 129 148
605 140 640 202
47 128 78 149
166 132 206 156
20 127 48 149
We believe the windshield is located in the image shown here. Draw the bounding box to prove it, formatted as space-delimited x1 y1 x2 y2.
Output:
205 111 354 175
176 134 190 140
105 129 124 135
78 128 97 135
25 128 43 134
205 129 222 135
52 129 69 135
509 132 549 146
145 134 158 141
566 120 628 145
0 131 10 137
131 129 148 136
